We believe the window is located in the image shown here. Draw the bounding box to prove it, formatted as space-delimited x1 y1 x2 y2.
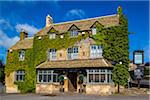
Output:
67 47 78 59
87 69 112 84
92 28 96 35
16 70 25 81
37 70 59 83
49 49 56 60
19 51 25 61
70 30 78 37
90 45 102 58
49 33 56 39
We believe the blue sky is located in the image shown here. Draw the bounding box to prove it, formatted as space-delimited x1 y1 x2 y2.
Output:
0 1 149 63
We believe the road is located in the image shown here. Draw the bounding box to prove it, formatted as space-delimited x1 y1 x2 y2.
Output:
0 94 149 100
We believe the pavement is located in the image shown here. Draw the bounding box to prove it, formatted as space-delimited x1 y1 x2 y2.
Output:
0 94 149 100
0 83 4 93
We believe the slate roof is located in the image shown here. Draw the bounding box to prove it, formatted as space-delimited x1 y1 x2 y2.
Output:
9 14 119 50
36 58 112 69
37 14 119 36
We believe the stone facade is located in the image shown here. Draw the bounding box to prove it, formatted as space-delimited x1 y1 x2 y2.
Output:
86 84 115 95
36 83 60 94
5 72 20 93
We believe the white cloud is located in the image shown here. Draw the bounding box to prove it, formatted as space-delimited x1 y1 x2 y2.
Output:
15 23 40 36
64 9 86 21
0 18 13 30
0 30 19 48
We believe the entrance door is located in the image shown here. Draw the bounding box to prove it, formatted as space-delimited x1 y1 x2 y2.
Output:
67 72 77 92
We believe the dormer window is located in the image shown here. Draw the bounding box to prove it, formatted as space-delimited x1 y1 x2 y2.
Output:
19 50 25 61
92 28 96 35
70 30 78 37
49 33 56 39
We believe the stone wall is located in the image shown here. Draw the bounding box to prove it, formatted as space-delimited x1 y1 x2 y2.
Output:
86 84 115 95
36 83 60 94
54 38 95 60
5 72 20 93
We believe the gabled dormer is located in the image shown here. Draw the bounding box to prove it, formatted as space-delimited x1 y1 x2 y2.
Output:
90 21 104 35
48 27 57 39
68 24 80 38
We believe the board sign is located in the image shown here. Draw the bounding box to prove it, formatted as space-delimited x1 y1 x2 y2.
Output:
133 50 144 65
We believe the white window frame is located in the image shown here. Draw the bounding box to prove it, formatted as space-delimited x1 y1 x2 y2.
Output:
37 70 59 83
19 51 25 61
67 47 78 60
49 49 57 61
49 33 56 39
92 28 97 35
70 30 78 37
86 69 112 84
90 45 102 58
15 70 25 82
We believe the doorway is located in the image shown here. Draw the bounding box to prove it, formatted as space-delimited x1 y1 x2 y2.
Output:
67 72 77 92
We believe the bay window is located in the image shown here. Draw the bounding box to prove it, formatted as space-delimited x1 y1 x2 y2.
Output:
87 69 112 84
37 70 59 83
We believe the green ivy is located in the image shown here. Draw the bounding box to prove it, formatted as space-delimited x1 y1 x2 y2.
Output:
5 8 129 93
5 49 36 93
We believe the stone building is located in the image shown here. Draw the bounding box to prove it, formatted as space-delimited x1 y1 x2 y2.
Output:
5 7 126 95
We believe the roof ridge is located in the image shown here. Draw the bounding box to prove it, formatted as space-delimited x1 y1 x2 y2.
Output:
52 14 117 26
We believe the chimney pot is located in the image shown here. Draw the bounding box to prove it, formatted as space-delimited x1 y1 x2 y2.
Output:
46 14 53 27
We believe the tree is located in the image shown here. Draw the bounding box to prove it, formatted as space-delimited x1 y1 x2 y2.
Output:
0 60 5 84
112 64 129 93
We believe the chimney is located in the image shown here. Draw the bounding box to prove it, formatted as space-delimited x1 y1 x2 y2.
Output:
20 29 28 40
46 14 53 27
117 6 122 15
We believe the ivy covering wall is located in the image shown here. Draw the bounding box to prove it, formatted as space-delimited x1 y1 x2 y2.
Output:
5 7 129 93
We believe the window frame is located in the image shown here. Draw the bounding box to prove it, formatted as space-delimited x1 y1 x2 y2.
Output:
91 27 97 35
70 30 78 38
49 33 56 39
15 70 25 82
90 45 103 58
86 69 112 84
19 50 25 61
49 49 57 61
37 70 59 83
67 47 78 60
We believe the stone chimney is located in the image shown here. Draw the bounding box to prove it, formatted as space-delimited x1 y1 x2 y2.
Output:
20 29 28 40
117 6 122 15
46 14 53 27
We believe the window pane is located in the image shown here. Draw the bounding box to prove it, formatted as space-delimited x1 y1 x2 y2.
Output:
16 70 25 81
95 74 99 82
43 75 47 82
70 30 78 37
53 74 57 82
92 28 96 35
95 69 99 72
101 69 105 72
39 75 42 82
89 74 93 82
100 74 105 82
48 75 51 82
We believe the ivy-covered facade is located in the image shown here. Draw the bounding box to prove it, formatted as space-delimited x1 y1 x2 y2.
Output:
5 7 129 95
